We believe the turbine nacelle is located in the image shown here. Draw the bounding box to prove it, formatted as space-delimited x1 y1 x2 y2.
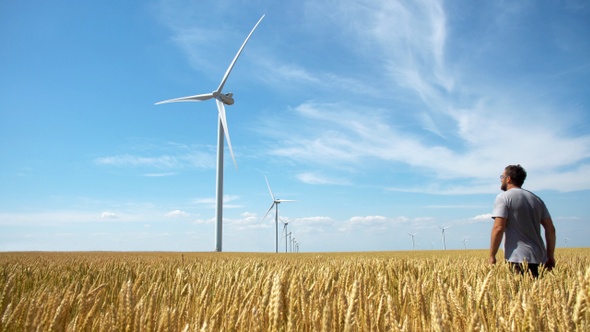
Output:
218 92 234 105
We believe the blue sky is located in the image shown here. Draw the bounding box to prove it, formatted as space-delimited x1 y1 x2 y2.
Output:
1 0 589 252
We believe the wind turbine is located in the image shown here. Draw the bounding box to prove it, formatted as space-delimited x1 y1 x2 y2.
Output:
155 15 264 252
281 218 291 253
462 238 468 250
440 226 451 250
262 176 295 253
408 232 417 250
564 237 569 248
286 231 295 252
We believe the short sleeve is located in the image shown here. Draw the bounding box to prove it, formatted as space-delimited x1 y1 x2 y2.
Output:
492 193 508 219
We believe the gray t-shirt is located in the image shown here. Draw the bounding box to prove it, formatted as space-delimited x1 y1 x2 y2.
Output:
492 188 551 264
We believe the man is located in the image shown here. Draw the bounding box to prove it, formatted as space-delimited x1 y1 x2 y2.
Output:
489 164 556 277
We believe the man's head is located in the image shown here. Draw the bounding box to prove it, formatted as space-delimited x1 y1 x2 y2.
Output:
501 164 527 190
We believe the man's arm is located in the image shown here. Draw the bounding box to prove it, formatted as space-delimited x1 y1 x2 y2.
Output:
541 217 556 270
490 217 506 264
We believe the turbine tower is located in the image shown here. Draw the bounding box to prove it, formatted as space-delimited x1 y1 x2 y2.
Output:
440 226 451 250
263 176 295 253
155 15 264 252
408 232 417 250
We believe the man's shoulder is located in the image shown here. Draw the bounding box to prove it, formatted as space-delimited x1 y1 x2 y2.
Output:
495 188 529 201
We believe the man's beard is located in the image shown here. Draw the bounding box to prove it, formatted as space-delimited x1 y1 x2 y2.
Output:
501 182 507 191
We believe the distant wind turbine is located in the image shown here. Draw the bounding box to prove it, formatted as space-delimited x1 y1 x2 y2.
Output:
564 237 569 248
281 218 291 253
462 238 468 250
263 176 295 253
286 231 293 252
155 15 265 252
408 232 417 250
440 226 451 250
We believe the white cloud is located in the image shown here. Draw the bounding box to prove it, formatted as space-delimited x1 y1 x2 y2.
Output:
165 210 189 218
95 154 179 168
143 172 177 177
348 215 387 224
248 1 590 195
472 213 492 221
226 212 269 230
268 97 590 193
193 195 242 209
294 216 333 224
95 148 215 170
297 172 350 185
100 211 118 219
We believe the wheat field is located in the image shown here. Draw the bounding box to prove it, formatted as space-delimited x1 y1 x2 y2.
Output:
1 249 588 331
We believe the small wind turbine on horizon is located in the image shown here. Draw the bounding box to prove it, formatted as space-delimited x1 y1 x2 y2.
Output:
440 226 451 250
281 218 291 253
408 232 417 250
155 15 265 252
263 176 295 253
292 238 299 252
286 231 293 252
462 237 468 250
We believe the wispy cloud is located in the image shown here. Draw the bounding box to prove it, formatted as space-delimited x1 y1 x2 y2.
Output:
142 172 177 177
165 210 189 217
95 152 214 170
254 57 381 99
193 195 242 209
95 141 217 171
296 172 351 185
248 1 590 194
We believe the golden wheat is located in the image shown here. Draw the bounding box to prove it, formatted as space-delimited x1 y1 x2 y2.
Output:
0 249 588 331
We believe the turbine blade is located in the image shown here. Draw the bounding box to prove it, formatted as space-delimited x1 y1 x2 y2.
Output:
155 93 214 105
216 14 265 94
216 99 237 169
277 199 296 202
265 175 276 200
262 202 275 222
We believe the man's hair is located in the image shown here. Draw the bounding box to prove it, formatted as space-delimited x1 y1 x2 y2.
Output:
505 164 527 187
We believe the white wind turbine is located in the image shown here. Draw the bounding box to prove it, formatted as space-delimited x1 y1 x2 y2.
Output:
408 232 417 250
280 218 291 253
263 176 295 253
155 15 264 252
440 226 452 250
285 231 293 252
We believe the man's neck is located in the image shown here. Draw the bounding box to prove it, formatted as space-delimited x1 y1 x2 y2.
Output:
507 184 521 190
